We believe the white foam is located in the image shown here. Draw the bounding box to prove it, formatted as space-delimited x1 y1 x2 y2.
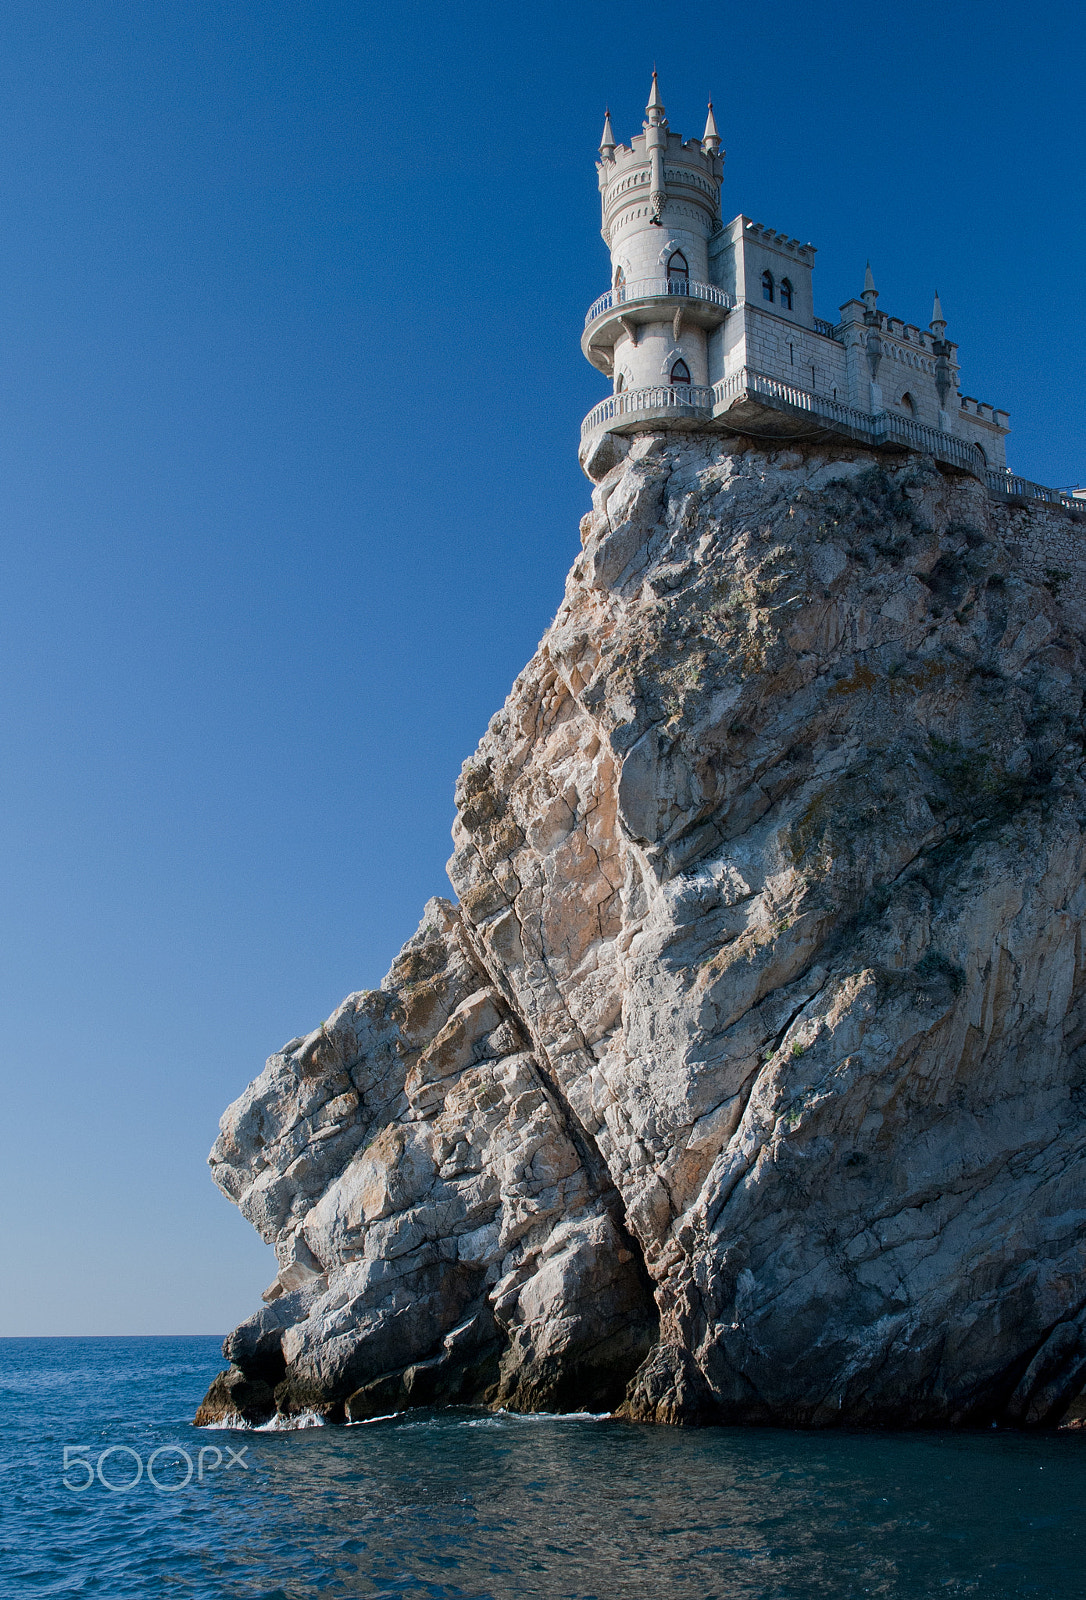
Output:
196 1411 248 1430
255 1409 327 1431
196 1408 327 1432
468 1408 613 1426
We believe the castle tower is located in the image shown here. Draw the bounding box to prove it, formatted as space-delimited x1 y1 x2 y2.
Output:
582 75 728 399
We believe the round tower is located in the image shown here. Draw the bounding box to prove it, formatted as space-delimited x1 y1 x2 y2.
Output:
581 75 727 404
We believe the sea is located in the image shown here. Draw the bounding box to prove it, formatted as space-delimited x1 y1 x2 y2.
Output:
0 1336 1083 1599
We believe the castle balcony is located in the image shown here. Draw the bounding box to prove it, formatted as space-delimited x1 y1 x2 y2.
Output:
580 383 715 439
581 277 734 375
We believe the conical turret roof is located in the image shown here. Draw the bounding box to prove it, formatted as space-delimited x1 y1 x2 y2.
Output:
599 108 616 155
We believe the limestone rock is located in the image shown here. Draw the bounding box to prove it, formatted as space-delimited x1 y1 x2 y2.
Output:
198 437 1086 1429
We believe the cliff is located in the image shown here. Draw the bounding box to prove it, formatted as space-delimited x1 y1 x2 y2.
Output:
197 435 1086 1430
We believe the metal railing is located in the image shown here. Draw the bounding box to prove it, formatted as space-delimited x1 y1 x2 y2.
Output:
584 278 734 327
581 384 713 437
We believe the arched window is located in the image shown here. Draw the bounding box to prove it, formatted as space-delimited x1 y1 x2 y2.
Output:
762 270 774 302
614 264 626 303
779 277 793 311
670 358 692 386
667 250 689 291
899 392 917 417
615 372 625 393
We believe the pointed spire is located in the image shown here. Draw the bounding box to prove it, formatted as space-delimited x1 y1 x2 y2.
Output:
647 69 665 113
702 100 720 154
599 107 616 158
863 261 877 297
930 290 946 332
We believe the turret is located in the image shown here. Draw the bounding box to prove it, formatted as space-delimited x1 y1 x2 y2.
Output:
581 74 728 404
702 102 721 156
929 291 953 428
599 108 616 161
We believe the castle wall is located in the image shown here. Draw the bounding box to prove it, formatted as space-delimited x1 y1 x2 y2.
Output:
878 331 945 429
955 404 1009 470
734 307 847 397
710 216 816 328
1002 499 1086 615
614 322 710 391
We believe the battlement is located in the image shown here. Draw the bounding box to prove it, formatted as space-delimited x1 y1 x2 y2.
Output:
741 222 815 267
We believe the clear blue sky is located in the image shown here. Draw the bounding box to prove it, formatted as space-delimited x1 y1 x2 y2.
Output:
2 0 1082 1335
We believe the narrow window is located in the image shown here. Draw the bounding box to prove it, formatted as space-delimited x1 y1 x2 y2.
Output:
780 277 793 311
615 372 625 393
614 264 626 303
789 343 794 366
761 270 774 302
670 358 691 385
900 392 917 417
667 250 689 290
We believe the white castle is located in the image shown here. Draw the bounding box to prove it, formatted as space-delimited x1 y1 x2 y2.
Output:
580 75 1076 509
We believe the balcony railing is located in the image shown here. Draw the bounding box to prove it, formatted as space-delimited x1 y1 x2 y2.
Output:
581 384 713 437
986 469 1085 510
880 412 984 474
813 317 841 340
712 369 985 474
584 278 734 327
582 367 1081 511
712 368 876 433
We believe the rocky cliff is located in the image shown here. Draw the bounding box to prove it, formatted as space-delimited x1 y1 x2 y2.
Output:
197 436 1086 1430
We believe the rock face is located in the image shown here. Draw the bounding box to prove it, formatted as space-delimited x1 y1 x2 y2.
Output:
198 436 1086 1429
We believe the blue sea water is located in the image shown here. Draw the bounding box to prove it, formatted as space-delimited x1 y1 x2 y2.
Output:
0 1337 1083 1598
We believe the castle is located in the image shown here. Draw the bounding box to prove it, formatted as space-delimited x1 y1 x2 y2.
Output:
580 74 1077 512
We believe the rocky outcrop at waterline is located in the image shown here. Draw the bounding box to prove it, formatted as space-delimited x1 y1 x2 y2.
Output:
197 435 1086 1430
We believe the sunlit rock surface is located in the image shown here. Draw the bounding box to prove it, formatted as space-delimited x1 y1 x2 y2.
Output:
197 437 1086 1429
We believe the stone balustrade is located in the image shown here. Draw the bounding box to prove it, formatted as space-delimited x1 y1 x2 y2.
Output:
580 366 1079 512
584 278 733 329
580 384 714 437
986 470 1085 511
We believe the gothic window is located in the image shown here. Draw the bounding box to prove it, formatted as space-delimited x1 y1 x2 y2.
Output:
779 278 793 311
762 270 774 302
667 250 689 290
670 358 692 386
615 372 625 393
899 392 917 417
614 264 626 303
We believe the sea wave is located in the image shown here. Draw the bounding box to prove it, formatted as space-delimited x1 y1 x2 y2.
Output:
197 1408 327 1432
